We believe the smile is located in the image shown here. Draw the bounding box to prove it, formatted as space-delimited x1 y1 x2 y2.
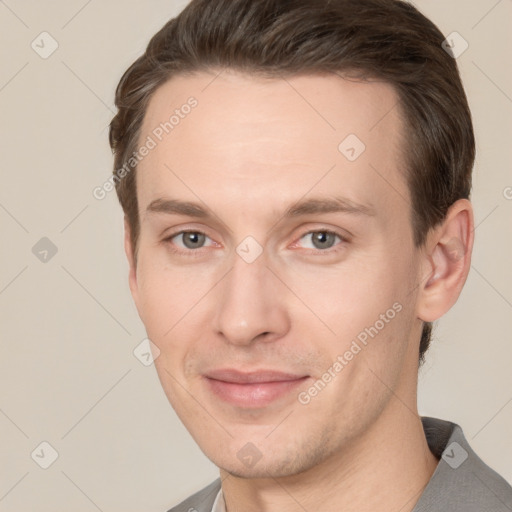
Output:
203 369 310 408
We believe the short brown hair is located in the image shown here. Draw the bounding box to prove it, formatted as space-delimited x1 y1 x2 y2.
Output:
109 0 475 364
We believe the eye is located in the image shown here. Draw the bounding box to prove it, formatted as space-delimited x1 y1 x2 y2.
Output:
297 230 344 251
167 230 214 250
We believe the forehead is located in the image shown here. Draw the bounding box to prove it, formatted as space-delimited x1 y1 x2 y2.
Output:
136 70 409 227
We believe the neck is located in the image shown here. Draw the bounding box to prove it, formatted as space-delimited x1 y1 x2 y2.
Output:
220 395 439 512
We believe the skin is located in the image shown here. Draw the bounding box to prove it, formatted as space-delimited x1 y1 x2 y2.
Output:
124 70 474 511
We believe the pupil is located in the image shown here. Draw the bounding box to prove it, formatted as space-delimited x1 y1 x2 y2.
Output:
184 232 205 249
313 232 333 249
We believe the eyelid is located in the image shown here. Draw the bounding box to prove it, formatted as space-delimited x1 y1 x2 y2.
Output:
164 229 216 246
161 222 216 240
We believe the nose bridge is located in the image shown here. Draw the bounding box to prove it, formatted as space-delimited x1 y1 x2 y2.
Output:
213 250 289 345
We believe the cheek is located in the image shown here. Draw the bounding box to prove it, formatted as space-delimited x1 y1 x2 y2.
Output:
134 247 223 364
281 252 409 342
294 266 413 428
285 252 416 400
135 254 192 336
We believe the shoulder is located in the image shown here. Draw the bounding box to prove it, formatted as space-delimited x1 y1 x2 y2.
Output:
165 479 221 512
416 417 512 511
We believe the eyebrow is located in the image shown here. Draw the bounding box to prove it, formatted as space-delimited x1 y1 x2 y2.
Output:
285 196 375 217
145 196 376 220
146 197 375 218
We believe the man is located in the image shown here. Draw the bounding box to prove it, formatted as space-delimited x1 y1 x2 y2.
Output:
109 0 512 510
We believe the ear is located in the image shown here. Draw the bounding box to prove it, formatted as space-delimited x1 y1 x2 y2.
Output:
124 217 140 307
416 199 474 323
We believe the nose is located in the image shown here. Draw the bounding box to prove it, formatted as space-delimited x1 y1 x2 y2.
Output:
212 251 290 347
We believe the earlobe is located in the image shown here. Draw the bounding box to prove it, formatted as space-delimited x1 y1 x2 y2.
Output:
416 199 474 323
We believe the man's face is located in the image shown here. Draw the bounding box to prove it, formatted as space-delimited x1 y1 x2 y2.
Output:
128 71 426 477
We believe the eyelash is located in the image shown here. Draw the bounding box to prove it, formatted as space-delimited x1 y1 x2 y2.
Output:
163 230 217 258
163 229 347 256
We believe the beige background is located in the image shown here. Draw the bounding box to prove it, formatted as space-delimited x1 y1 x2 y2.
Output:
1 0 511 510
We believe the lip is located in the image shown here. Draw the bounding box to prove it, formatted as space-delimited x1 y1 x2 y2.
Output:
203 369 309 408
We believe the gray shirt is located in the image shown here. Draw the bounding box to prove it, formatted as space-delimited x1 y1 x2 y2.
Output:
167 416 512 511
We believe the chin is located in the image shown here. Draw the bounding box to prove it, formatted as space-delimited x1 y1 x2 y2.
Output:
218 461 298 480
208 441 329 480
